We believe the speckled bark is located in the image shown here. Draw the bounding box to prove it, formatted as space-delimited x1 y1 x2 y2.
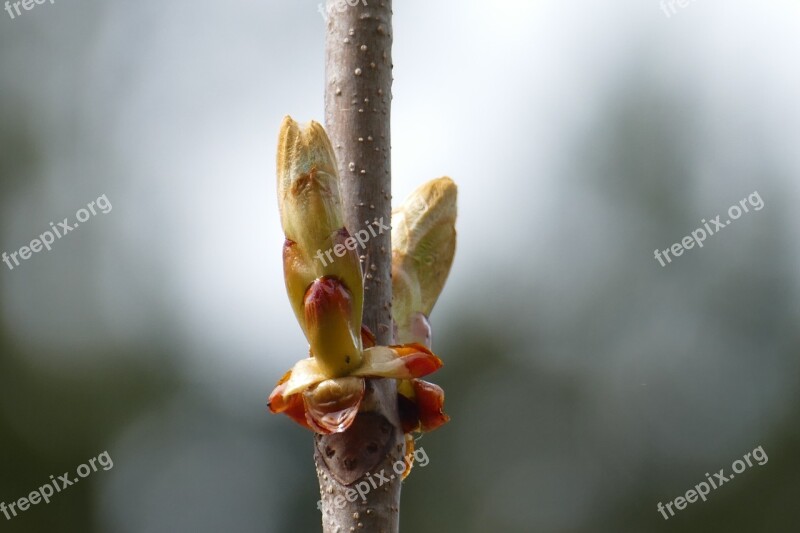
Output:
316 1 402 532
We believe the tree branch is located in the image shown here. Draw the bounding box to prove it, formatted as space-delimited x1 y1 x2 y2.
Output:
315 1 402 531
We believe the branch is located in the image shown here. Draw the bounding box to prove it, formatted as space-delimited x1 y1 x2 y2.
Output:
316 1 401 532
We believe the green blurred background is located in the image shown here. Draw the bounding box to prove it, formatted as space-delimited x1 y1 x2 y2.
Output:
1 1 799 531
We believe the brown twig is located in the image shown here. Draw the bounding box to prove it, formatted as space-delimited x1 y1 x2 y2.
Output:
315 1 402 531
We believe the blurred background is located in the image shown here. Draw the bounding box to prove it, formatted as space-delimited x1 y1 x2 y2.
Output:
1 0 799 531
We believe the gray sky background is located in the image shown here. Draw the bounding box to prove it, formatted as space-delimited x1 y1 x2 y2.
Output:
1 1 799 531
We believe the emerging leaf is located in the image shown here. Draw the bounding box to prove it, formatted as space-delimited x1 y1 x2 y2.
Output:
304 277 362 376
277 116 364 369
392 177 457 345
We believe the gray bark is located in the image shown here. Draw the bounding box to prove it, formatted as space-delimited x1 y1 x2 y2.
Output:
316 1 403 532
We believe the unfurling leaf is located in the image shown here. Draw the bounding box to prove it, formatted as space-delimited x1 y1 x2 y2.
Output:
277 116 363 374
392 177 457 345
270 118 451 441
